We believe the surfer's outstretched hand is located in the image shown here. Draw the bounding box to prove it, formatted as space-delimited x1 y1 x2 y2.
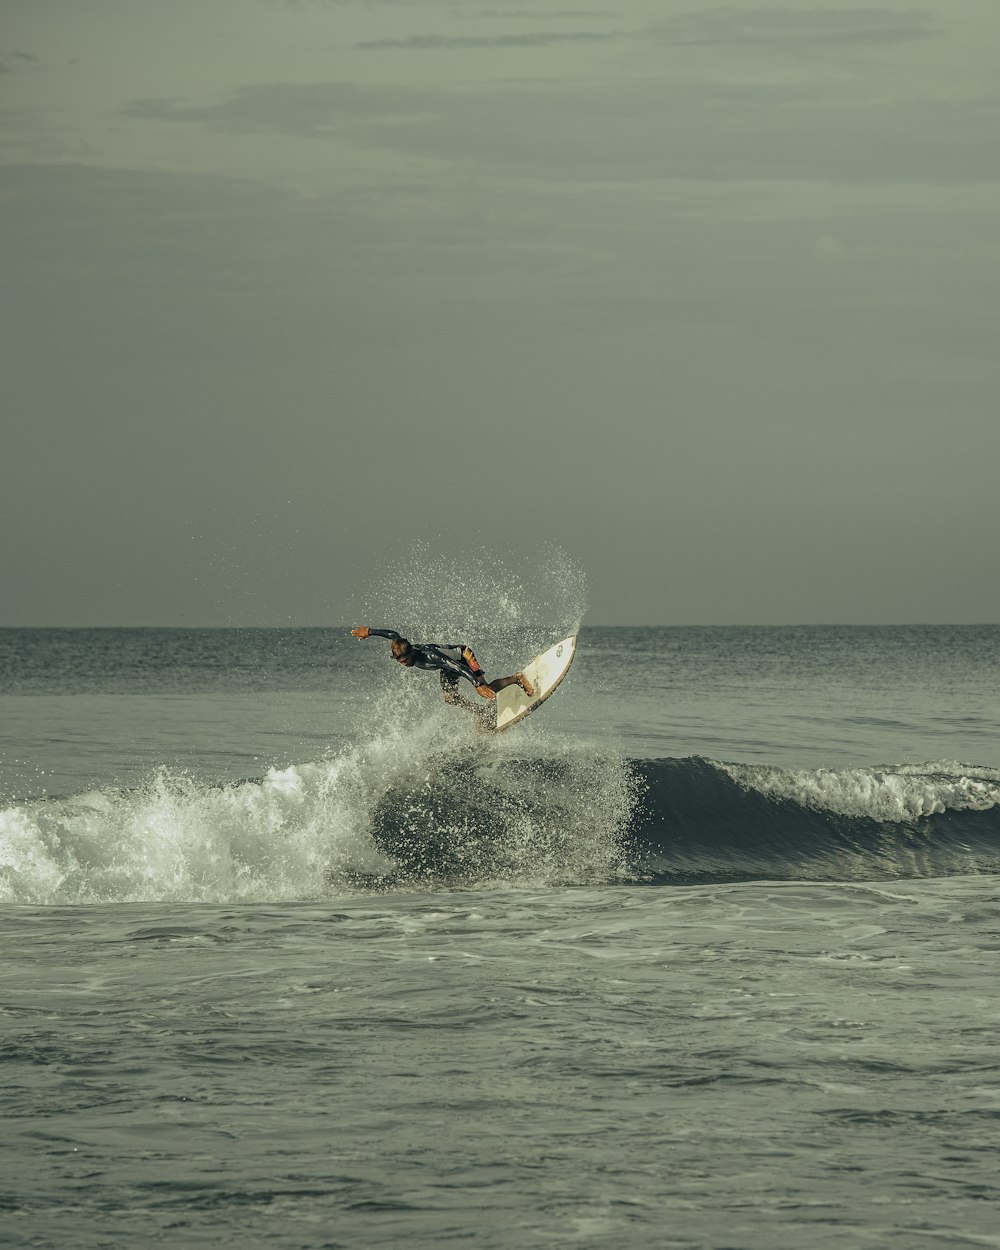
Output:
351 626 370 640
475 684 496 700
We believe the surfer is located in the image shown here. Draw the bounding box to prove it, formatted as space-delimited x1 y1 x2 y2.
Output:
350 627 535 703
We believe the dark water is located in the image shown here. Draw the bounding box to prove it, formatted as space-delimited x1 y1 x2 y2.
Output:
2 625 999 1248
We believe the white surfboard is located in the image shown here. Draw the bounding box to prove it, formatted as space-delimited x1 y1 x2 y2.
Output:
493 636 577 734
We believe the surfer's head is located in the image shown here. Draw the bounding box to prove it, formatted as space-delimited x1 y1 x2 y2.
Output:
390 638 414 666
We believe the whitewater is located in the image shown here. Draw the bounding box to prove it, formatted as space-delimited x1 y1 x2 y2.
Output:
2 605 999 1247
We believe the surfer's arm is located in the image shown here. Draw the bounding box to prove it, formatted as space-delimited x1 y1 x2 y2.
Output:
351 627 402 642
457 664 495 697
449 663 494 697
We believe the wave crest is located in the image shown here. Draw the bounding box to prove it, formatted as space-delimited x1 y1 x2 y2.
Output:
4 749 998 904
636 757 1000 884
0 717 637 904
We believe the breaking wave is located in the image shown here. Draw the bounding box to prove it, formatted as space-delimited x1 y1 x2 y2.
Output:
635 757 1000 884
2 740 999 905
0 708 637 904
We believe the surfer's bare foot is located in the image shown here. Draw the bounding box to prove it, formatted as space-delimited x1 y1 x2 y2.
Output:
515 673 535 697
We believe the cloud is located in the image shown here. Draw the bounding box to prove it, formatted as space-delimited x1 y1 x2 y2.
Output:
654 6 939 49
117 69 1000 189
122 82 433 134
352 6 939 54
357 30 621 50
480 8 619 14
0 50 40 73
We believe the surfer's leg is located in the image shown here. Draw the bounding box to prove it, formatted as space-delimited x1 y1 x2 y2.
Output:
441 670 485 709
486 672 535 697
440 670 492 726
439 671 461 704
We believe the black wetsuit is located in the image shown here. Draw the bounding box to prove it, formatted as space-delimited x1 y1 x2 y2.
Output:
365 630 486 689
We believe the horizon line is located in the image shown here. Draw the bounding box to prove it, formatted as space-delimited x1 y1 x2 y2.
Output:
2 622 998 631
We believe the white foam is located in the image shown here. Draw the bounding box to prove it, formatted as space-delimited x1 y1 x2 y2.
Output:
0 700 638 905
721 760 1000 821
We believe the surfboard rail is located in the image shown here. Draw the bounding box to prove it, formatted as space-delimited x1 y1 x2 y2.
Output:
493 635 577 733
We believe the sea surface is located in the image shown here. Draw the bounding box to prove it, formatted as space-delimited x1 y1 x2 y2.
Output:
2 623 1000 1249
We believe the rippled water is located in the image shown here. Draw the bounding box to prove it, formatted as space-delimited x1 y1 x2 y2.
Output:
2 624 999 1247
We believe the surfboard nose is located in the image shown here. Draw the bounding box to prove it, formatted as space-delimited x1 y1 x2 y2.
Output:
493 636 577 733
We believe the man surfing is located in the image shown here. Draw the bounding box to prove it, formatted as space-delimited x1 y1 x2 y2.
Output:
350 627 535 708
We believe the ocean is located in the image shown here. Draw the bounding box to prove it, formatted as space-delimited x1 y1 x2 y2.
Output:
2 622 999 1249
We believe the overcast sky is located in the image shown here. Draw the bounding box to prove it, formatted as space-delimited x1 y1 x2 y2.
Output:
3 0 998 625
